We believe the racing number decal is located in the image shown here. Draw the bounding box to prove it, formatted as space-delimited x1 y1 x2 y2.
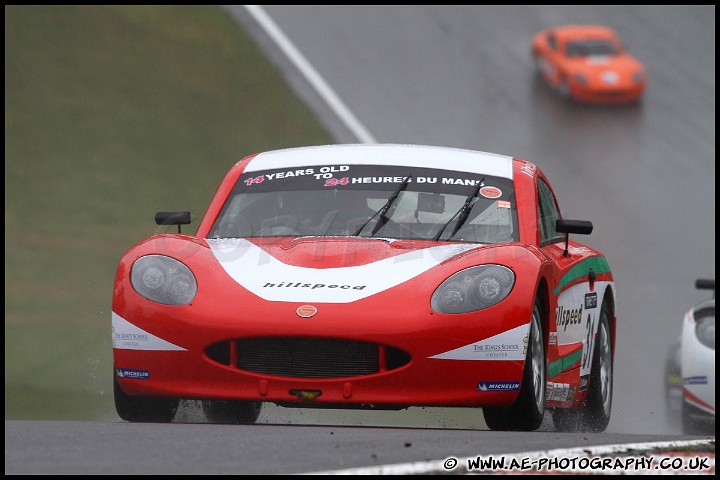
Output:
555 286 600 379
581 290 598 371
551 257 611 381
581 312 595 370
244 175 265 186
324 177 349 186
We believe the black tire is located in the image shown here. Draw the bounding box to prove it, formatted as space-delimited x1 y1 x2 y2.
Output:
202 399 262 424
682 402 716 436
558 76 571 100
582 301 613 432
113 370 179 423
681 402 697 435
533 53 543 77
664 340 683 432
484 298 546 431
553 300 613 432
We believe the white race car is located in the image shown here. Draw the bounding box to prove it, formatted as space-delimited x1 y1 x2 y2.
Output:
665 279 715 435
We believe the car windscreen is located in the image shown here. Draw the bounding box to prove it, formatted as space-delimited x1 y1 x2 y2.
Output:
565 40 618 57
208 164 518 243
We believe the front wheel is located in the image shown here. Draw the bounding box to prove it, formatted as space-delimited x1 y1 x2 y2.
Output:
558 76 571 100
664 340 683 432
553 300 613 432
484 298 546 431
532 53 543 76
113 369 179 423
682 401 716 435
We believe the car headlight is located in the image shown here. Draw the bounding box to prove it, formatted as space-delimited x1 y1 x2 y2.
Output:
431 265 515 314
695 317 715 350
130 255 197 306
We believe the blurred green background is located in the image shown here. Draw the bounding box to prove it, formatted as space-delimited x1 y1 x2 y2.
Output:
5 5 333 420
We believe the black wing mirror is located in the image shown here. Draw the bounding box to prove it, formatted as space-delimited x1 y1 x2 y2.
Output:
155 211 191 234
556 219 593 257
695 279 715 299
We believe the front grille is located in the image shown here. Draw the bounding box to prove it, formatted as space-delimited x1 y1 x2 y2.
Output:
206 337 411 378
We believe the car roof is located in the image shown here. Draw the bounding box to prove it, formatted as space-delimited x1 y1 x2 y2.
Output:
244 144 516 180
550 24 618 42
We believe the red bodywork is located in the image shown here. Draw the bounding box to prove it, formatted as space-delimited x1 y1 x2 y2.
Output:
112 147 616 415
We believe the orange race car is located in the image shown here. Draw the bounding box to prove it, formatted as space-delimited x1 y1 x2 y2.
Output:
531 25 647 104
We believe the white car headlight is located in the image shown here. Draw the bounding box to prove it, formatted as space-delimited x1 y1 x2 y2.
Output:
131 255 197 306
696 317 715 350
431 265 515 314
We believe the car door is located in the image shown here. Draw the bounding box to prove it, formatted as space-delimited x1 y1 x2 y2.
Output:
537 177 604 397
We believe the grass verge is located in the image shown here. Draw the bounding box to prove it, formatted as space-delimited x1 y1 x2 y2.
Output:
5 5 333 420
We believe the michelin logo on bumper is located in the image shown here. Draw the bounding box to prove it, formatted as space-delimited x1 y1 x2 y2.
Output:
478 381 520 392
116 368 150 380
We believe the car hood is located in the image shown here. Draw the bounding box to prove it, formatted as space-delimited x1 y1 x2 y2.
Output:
205 237 485 303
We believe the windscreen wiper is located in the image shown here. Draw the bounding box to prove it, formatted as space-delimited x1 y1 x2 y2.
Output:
433 178 484 241
353 175 412 236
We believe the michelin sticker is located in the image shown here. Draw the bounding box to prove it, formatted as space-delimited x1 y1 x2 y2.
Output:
116 368 150 380
478 381 520 392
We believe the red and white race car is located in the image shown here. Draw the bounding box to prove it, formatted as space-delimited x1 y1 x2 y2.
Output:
112 144 617 432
